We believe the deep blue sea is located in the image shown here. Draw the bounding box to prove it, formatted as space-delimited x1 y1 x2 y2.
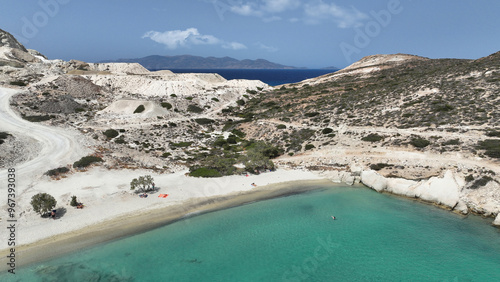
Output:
168 69 336 86
5 185 500 281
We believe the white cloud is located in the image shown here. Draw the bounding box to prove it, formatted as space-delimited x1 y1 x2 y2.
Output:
223 0 368 27
262 0 301 13
223 42 248 50
304 2 368 27
255 42 279 52
231 4 263 16
143 28 245 50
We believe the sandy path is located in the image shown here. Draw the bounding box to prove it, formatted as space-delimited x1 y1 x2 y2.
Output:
0 87 90 195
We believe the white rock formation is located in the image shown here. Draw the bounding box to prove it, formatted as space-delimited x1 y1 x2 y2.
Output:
361 170 468 213
494 214 500 226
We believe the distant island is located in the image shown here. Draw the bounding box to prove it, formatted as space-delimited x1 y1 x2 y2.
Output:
99 55 302 70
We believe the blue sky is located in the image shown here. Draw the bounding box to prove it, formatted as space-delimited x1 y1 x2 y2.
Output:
0 0 499 68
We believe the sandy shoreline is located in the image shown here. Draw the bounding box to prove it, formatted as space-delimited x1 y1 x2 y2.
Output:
0 178 334 271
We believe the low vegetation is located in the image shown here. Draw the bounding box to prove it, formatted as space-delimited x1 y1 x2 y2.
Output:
22 114 55 122
361 133 384 142
477 139 500 158
410 138 430 148
44 167 70 177
73 156 103 168
133 105 145 113
0 131 10 145
103 129 119 139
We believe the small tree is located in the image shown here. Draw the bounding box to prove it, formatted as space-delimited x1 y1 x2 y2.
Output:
130 175 155 193
70 196 78 207
31 193 57 215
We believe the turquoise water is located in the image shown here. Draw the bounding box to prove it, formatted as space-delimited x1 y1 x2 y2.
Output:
5 185 500 281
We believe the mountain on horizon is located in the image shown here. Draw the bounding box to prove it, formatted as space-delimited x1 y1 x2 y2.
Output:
99 55 301 70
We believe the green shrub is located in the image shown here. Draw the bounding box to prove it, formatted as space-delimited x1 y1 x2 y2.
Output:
160 102 173 109
470 176 493 189
0 132 10 144
70 196 78 207
44 167 70 177
114 137 126 144
22 115 55 122
103 129 119 139
477 139 500 158
161 152 171 158
195 118 215 125
246 89 257 95
410 138 430 148
185 97 194 101
73 156 103 168
236 99 245 106
305 144 316 150
322 128 333 134
465 174 474 182
10 80 26 86
211 97 220 102
171 141 193 148
486 130 500 137
231 129 246 138
189 167 222 178
305 112 320 117
370 163 392 171
277 124 287 129
133 105 145 113
227 136 238 144
361 133 384 142
442 139 461 146
187 105 204 113
213 137 227 147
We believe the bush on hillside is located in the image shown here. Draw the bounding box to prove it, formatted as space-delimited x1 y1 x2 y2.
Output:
322 128 334 134
187 105 204 113
189 167 222 178
133 105 145 113
410 138 430 148
160 102 173 109
73 156 103 168
194 118 215 125
361 133 384 142
44 167 70 177
103 129 119 139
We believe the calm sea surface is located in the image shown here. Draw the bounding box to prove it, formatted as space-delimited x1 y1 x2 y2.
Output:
168 69 335 86
6 185 500 281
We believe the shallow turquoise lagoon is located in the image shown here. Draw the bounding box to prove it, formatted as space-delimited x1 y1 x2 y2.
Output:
5 185 500 281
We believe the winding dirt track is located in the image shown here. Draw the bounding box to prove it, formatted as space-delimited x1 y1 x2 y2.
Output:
0 87 89 194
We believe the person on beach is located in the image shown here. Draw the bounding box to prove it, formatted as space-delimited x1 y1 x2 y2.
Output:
51 210 56 219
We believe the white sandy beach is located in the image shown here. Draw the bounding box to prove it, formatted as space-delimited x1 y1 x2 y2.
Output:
6 167 323 247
